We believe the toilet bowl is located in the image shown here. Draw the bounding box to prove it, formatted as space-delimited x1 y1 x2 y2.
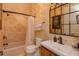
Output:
26 45 38 56
26 37 43 56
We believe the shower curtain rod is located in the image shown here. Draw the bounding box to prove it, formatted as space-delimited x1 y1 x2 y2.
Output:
0 9 35 17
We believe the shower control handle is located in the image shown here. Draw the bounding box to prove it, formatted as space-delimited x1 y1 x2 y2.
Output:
3 43 8 46
3 36 7 40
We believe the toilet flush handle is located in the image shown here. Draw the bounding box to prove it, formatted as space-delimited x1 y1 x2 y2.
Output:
3 35 7 40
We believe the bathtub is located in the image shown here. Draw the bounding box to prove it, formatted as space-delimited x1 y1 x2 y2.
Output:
3 41 26 56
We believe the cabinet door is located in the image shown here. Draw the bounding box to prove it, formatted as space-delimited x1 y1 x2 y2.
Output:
40 46 57 56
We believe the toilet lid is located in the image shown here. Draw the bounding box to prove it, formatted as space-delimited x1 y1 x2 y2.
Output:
26 45 37 53
26 45 36 49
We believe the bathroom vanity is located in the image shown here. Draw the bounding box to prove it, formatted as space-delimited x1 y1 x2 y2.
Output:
40 40 79 56
46 3 79 56
40 46 57 56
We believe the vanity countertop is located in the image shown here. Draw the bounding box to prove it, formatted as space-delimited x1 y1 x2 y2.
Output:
41 40 79 56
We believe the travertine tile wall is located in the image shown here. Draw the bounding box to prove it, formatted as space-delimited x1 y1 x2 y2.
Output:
2 13 28 43
2 3 32 15
32 4 50 40
0 3 32 49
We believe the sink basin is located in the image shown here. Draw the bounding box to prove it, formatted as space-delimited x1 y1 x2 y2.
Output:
41 40 79 56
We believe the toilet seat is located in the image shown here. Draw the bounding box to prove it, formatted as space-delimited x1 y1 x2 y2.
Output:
26 45 37 54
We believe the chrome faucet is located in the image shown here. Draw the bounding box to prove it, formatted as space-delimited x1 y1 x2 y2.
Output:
58 36 64 45
53 36 64 45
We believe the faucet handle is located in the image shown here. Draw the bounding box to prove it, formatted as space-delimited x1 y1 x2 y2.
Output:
58 36 64 45
59 36 62 39
53 36 57 42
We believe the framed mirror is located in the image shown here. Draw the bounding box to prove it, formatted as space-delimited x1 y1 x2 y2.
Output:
49 3 79 37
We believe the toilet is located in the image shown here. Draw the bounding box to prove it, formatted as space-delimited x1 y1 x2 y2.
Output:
26 37 43 56
26 45 38 56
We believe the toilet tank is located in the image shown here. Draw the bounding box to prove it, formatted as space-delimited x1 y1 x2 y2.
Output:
36 37 43 47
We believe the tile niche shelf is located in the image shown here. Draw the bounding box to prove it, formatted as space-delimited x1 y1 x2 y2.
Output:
34 23 44 32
